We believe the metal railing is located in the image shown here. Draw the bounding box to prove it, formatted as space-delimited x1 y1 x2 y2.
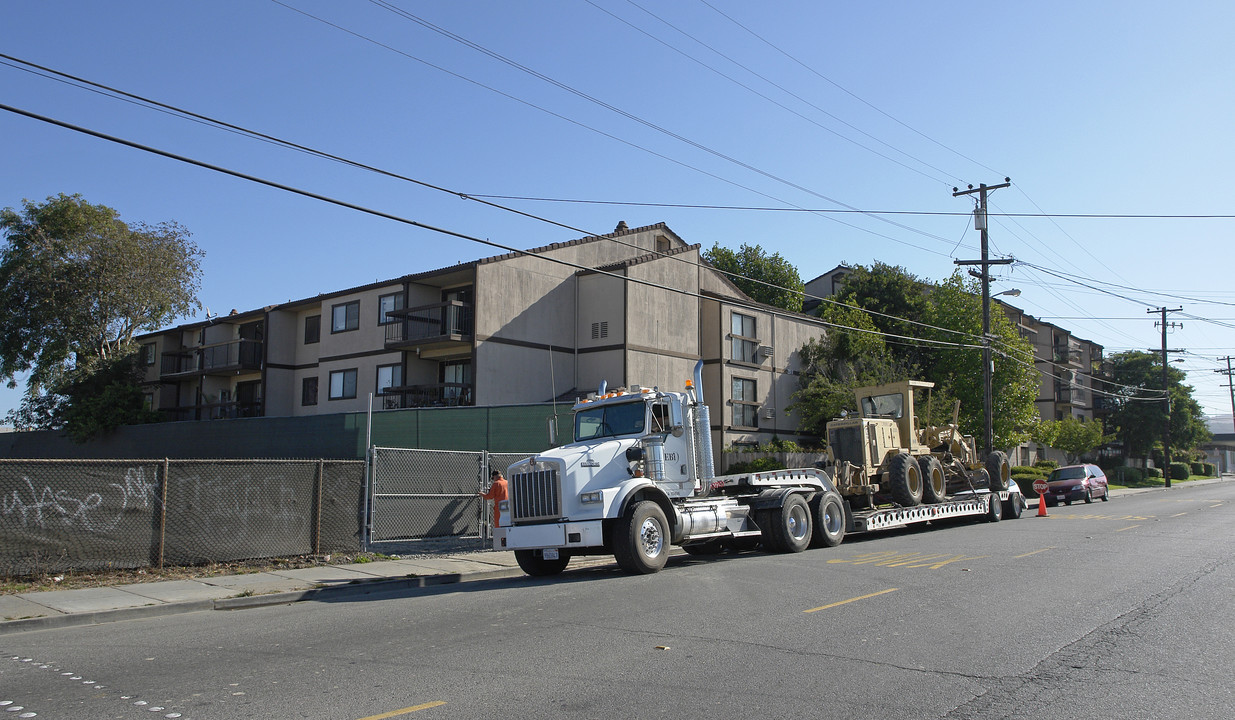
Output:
384 301 473 345
160 339 263 377
379 383 474 409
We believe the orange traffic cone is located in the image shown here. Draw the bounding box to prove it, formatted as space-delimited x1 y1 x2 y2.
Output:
1037 492 1049 517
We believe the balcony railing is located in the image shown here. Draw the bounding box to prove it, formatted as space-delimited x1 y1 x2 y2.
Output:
379 383 474 409
160 339 263 378
1053 345 1083 366
163 400 263 422
385 301 473 347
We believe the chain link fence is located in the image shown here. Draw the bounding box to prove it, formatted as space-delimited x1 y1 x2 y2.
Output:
0 459 365 578
366 448 533 550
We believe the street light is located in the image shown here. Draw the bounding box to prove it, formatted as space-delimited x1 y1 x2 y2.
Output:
994 288 1021 298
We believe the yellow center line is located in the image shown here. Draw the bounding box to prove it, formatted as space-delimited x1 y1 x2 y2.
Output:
1116 525 1141 532
356 701 447 720
805 588 898 613
1014 547 1054 558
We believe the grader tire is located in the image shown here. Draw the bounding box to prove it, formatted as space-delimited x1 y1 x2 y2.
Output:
918 455 947 504
986 451 1011 491
888 453 924 507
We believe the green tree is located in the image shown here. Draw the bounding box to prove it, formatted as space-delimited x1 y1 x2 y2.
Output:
1029 416 1110 463
919 273 1039 449
703 242 805 312
788 301 906 434
789 266 1038 449
1 193 203 437
1105 351 1211 461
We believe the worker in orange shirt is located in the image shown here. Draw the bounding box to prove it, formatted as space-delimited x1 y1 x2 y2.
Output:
478 469 508 528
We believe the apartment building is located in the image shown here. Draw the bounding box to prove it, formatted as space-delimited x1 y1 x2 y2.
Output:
136 222 829 451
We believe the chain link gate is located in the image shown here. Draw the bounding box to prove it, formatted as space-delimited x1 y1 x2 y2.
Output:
366 448 533 550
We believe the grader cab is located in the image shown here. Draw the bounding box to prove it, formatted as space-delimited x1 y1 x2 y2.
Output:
823 380 1010 509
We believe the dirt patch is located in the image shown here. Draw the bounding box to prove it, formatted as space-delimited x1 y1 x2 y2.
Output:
0 553 393 595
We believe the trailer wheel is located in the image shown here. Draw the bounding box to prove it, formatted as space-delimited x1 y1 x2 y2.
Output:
613 501 670 574
986 493 1003 522
888 453 924 507
763 494 812 553
514 549 571 577
1004 493 1023 519
918 456 946 504
809 491 846 548
986 451 1011 491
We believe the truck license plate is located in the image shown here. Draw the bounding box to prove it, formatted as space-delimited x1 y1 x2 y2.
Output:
543 548 559 560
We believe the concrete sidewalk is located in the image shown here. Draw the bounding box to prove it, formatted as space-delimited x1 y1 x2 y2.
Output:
3 475 1227 636
0 550 616 636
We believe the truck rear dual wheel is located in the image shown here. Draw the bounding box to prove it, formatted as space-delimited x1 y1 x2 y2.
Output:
888 453 924 507
613 500 670 574
917 456 947 504
809 491 846 548
760 495 812 553
514 549 571 577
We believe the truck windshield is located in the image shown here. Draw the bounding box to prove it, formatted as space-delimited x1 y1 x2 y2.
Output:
861 392 903 418
575 401 646 441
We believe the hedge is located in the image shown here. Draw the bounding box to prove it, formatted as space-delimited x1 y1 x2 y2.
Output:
1169 462 1190 480
1145 467 1162 478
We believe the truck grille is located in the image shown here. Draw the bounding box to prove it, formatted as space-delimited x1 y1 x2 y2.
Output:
510 466 562 522
828 425 864 465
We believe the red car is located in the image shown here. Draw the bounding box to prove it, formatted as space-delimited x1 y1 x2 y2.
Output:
1044 464 1110 506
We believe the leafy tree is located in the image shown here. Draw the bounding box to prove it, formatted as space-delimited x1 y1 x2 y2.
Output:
788 301 906 435
703 242 805 312
1 193 203 437
919 273 1039 449
1104 351 1210 462
1029 416 1110 464
790 266 1038 449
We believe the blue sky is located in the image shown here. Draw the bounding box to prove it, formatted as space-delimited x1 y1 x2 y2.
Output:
2 1 1233 430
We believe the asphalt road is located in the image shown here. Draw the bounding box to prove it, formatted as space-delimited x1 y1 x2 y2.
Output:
3 482 1232 719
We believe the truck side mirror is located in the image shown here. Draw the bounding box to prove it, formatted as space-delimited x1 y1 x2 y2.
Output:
669 397 685 437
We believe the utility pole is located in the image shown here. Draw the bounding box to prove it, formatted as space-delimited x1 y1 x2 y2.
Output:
954 179 1012 458
1217 356 1235 435
1149 307 1183 487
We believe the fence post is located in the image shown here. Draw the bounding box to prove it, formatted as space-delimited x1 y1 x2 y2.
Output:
157 458 169 569
314 459 324 555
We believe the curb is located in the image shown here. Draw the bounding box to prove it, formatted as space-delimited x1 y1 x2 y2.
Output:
1 557 620 636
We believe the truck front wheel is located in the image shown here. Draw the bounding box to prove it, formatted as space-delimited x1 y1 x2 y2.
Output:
514 549 571 577
613 501 670 574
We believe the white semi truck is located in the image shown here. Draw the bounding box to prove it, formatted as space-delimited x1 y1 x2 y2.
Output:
494 361 1023 576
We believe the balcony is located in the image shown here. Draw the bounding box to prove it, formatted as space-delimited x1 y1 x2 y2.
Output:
379 383 474 409
160 339 263 379
1053 345 1084 367
164 400 263 422
1054 384 1090 408
384 301 473 359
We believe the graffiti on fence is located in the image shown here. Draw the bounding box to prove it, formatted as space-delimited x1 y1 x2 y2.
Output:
176 472 306 528
1 467 161 534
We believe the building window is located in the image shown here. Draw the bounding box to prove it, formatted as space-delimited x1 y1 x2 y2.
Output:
305 315 321 344
329 369 357 400
730 312 758 364
378 293 404 325
302 376 318 406
331 301 360 333
376 363 403 395
732 377 758 428
140 343 157 366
